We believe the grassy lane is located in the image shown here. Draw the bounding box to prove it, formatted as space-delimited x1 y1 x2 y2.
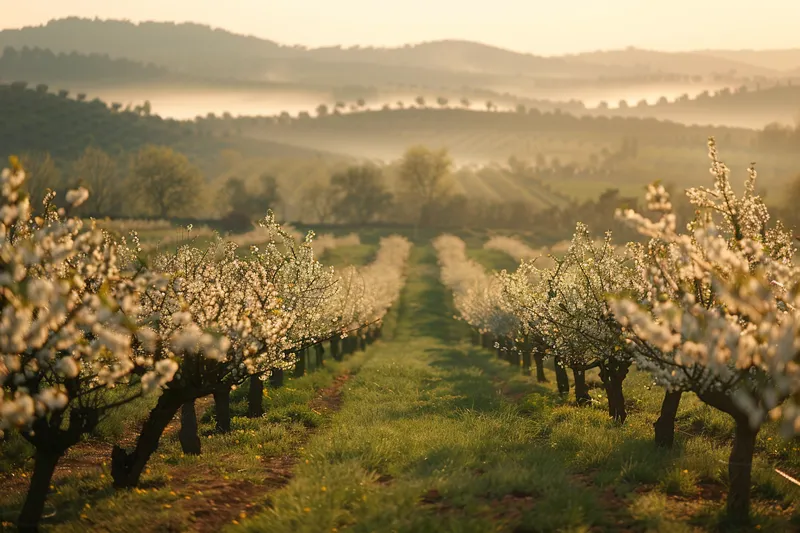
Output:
0 348 369 532
235 246 604 533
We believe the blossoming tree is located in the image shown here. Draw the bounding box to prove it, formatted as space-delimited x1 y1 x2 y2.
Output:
0 159 170 531
611 138 799 522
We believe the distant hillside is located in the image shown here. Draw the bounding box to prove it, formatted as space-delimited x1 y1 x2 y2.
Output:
1 17 771 88
221 106 757 160
215 108 800 203
0 84 336 168
699 49 800 73
570 48 780 78
597 83 800 129
306 40 626 78
0 18 284 79
0 46 170 84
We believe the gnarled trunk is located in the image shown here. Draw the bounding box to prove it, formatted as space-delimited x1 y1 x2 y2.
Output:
481 332 491 349
179 399 201 455
112 389 183 488
521 349 532 376
697 389 760 524
654 390 682 448
17 449 62 533
330 336 342 361
599 360 630 423
572 368 591 405
213 386 231 433
470 329 480 346
553 355 570 396
315 344 324 368
533 352 547 383
19 407 99 531
727 420 758 524
269 367 284 389
294 348 306 378
248 377 264 418
342 336 354 355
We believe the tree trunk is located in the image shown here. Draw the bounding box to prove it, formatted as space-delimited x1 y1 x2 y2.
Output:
507 347 521 368
358 334 367 351
17 449 62 533
179 400 201 455
572 368 591 405
294 349 306 378
330 337 342 361
471 329 480 346
599 360 630 423
697 389 760 524
269 367 284 389
315 344 324 368
553 355 570 396
533 352 547 383
521 349 532 376
111 390 183 488
654 390 682 448
481 333 490 349
213 387 231 433
248 377 264 418
726 420 759 524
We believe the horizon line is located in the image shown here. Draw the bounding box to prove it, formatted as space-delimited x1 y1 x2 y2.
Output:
2 16 800 58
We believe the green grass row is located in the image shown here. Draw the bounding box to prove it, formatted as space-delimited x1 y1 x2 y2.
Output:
233 247 800 532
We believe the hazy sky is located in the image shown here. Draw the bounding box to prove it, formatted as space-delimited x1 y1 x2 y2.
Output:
3 0 799 55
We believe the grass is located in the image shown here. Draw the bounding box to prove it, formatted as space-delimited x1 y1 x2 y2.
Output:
0 350 368 532
2 243 800 531
467 247 520 272
233 246 800 532
319 244 377 269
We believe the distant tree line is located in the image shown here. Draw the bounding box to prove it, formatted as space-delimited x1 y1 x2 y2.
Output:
0 46 169 82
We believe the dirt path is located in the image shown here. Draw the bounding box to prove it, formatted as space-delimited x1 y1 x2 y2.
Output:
179 373 353 533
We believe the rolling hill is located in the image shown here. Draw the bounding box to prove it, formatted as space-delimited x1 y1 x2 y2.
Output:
570 48 782 78
0 84 341 169
602 83 800 128
211 107 800 201
0 18 630 81
3 17 791 90
221 106 756 161
699 49 800 73
0 46 171 84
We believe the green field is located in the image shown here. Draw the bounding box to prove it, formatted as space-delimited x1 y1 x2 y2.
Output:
2 239 798 532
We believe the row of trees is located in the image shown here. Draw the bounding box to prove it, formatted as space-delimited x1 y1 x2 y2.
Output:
0 46 167 82
299 145 452 226
312 96 503 116
436 139 800 525
266 80 798 126
20 144 205 218
0 156 413 530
